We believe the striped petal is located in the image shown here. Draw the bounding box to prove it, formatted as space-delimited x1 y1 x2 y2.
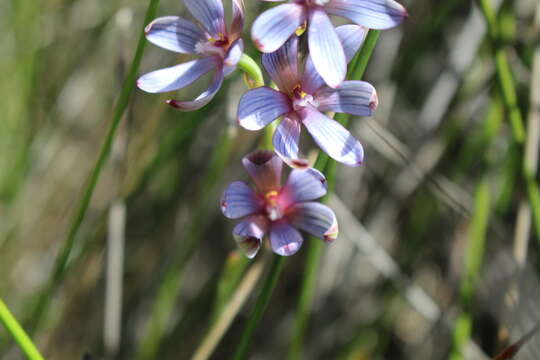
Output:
308 8 346 88
281 168 327 207
144 16 206 54
315 80 378 116
242 150 283 193
237 87 292 131
251 3 305 53
230 0 245 40
184 0 226 37
221 181 262 219
262 36 299 94
223 39 243 76
167 70 223 111
137 56 219 93
325 0 407 30
336 24 367 62
287 202 338 242
233 215 269 259
273 116 309 169
301 108 364 166
269 220 303 256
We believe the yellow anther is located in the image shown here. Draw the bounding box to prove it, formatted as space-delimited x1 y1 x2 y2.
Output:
265 190 279 205
295 21 307 36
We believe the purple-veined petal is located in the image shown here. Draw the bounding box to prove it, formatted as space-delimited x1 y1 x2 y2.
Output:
184 0 226 37
223 39 243 76
221 181 262 219
308 8 346 88
280 168 327 208
232 215 269 259
315 80 378 116
242 150 283 193
288 202 338 242
301 56 325 95
230 0 245 40
325 0 407 30
273 116 309 169
167 69 223 111
269 219 303 256
137 56 219 93
336 24 367 62
144 16 206 54
301 109 364 166
237 87 292 131
251 3 305 53
262 36 299 94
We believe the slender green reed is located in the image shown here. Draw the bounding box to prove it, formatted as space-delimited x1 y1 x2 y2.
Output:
233 255 286 360
288 30 380 360
27 0 161 334
0 299 44 360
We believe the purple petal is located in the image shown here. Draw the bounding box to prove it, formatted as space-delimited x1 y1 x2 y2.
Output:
301 109 364 166
167 70 223 111
281 168 327 208
237 87 292 131
336 24 367 62
315 80 378 116
251 3 305 53
242 150 283 193
223 39 243 76
221 181 262 219
273 116 309 169
230 0 245 40
325 0 407 30
287 202 338 242
300 56 325 95
232 215 269 259
144 16 206 54
262 36 299 94
184 0 226 37
269 220 303 256
137 56 219 93
308 8 346 88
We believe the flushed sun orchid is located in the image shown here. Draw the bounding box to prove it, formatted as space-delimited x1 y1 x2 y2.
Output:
221 150 338 258
251 0 407 87
137 0 244 111
237 29 376 167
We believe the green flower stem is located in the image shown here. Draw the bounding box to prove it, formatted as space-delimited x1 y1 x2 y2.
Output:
288 30 380 360
233 255 285 360
476 0 525 144
0 299 44 360
237 53 265 88
27 0 161 334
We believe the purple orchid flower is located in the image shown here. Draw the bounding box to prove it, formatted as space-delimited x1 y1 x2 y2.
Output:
252 0 407 87
237 28 377 167
137 0 245 111
221 150 338 258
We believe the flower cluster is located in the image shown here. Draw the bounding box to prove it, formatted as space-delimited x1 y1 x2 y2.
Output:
138 0 406 257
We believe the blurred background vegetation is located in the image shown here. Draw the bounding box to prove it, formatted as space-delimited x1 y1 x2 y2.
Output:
1 0 540 359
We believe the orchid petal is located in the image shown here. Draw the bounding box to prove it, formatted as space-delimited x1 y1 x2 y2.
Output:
308 8 346 88
262 36 299 94
269 220 303 256
336 24 367 62
288 202 338 242
273 116 309 169
230 0 245 40
301 109 364 166
221 181 262 219
233 215 269 259
315 80 378 116
137 56 219 93
144 16 206 54
223 39 243 76
242 150 283 193
167 70 223 111
184 0 226 37
237 87 292 131
325 0 407 30
281 168 327 207
251 3 305 53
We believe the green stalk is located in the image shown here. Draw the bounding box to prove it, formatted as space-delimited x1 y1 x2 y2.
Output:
233 255 285 360
0 299 44 360
288 30 380 360
27 0 161 334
